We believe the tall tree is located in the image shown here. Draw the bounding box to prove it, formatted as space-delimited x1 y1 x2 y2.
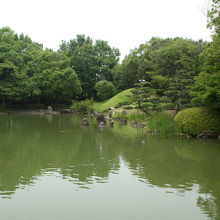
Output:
0 27 82 106
0 27 44 104
0 57 20 106
59 35 120 98
127 37 204 112
33 50 82 104
112 54 140 91
191 0 220 109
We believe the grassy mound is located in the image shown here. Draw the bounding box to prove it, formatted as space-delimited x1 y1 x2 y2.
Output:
174 107 220 136
92 88 135 112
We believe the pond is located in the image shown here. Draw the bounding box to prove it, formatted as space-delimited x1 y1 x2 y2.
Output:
0 114 220 220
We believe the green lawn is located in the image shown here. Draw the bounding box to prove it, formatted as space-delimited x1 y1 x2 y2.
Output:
92 88 135 112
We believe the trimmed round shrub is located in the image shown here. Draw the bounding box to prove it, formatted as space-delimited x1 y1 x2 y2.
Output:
174 107 220 136
94 80 116 101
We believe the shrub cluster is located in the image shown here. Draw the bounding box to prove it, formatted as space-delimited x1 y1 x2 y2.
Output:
174 107 220 136
94 80 116 101
71 99 94 114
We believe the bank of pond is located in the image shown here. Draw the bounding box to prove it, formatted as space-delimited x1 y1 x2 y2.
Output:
1 106 220 140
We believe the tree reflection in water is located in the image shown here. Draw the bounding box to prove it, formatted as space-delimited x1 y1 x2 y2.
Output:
0 115 219 219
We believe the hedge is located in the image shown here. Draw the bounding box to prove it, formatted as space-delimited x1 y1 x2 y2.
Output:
174 107 220 136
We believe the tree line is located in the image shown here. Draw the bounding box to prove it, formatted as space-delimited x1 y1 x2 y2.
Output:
0 30 119 106
0 0 219 111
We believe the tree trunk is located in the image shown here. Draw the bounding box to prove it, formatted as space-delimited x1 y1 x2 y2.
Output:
176 102 181 113
137 100 149 115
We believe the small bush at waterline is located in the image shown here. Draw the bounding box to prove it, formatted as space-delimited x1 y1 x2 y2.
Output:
147 111 179 135
71 99 94 114
174 107 220 136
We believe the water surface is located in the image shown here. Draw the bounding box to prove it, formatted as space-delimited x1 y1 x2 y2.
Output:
0 115 220 220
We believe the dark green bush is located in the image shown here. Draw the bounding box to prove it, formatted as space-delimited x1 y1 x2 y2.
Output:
94 80 116 101
71 99 94 114
174 107 220 136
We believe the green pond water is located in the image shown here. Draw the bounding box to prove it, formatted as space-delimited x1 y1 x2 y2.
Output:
0 114 220 220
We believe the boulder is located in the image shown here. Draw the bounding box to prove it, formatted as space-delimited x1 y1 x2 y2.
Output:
109 121 114 127
88 108 95 117
130 121 137 127
108 110 113 118
120 119 127 125
137 123 146 128
80 118 89 126
46 106 53 114
99 121 106 128
96 112 106 125
197 130 219 138
122 110 127 115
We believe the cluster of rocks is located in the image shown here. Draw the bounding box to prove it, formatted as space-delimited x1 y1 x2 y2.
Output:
80 109 149 130
179 130 220 140
130 121 147 128
80 112 114 128
196 130 220 139
80 109 220 140
80 118 89 126
96 112 115 128
119 119 127 125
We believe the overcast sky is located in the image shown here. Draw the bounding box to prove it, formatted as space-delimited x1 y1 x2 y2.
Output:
0 0 211 59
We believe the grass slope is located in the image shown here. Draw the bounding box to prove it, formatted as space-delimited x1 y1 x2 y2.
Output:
93 88 135 112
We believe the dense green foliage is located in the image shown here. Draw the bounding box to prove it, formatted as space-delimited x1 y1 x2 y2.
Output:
207 0 220 35
94 80 116 101
59 35 120 98
0 0 219 116
174 107 220 136
33 50 82 104
0 29 119 107
191 0 220 109
0 27 83 106
115 37 204 113
110 0 220 116
71 98 94 114
112 55 139 91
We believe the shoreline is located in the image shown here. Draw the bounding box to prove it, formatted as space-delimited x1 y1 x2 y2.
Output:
0 109 71 115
